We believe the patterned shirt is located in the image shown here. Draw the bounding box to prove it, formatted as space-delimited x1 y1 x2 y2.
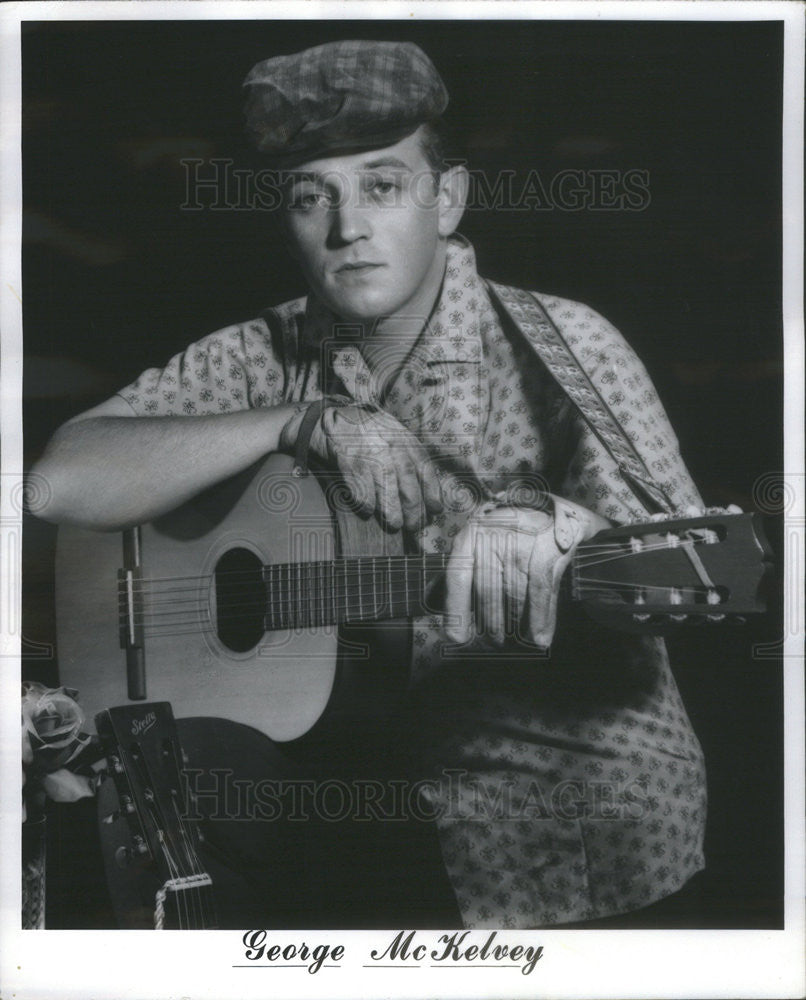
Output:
119 236 707 928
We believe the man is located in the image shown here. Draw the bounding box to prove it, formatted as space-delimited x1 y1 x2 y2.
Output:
31 40 711 928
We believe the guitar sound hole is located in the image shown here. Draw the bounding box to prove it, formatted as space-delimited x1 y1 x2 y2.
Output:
214 548 265 652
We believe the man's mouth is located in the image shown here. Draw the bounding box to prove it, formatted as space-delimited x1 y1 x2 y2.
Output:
336 261 383 273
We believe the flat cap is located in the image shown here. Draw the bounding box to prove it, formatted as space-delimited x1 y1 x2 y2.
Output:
243 40 448 164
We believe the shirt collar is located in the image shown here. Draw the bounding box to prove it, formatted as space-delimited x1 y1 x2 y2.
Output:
301 235 485 366
417 234 484 364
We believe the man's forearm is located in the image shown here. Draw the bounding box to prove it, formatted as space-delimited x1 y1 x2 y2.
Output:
29 404 306 530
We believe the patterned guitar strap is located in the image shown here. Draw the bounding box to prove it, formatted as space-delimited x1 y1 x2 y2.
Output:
486 280 676 517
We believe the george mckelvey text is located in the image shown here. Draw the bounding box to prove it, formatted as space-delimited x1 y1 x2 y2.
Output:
239 929 544 976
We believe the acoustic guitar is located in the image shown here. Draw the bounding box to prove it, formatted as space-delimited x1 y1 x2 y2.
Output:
56 453 772 742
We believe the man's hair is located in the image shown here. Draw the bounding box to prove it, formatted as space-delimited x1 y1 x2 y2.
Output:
417 118 466 196
418 119 450 174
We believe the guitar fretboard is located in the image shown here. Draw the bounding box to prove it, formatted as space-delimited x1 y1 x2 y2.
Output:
262 554 449 629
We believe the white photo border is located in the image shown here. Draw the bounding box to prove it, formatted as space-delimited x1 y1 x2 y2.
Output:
1 3 803 999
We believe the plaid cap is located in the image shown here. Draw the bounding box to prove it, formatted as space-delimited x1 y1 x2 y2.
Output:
243 40 448 164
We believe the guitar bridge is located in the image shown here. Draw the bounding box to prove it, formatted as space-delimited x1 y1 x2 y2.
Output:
118 567 144 651
118 526 147 700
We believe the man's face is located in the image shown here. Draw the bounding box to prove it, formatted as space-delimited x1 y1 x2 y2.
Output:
282 128 450 323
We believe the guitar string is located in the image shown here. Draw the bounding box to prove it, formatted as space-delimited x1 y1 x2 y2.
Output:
134 526 720 589
130 558 444 623
166 802 214 930
164 734 217 929
123 555 450 590
151 797 210 931
136 758 205 931
121 546 695 622
121 537 722 634
138 581 713 618
131 569 715 628
122 535 714 598
129 571 689 620
127 580 717 637
127 745 195 930
132 744 211 930
123 546 692 605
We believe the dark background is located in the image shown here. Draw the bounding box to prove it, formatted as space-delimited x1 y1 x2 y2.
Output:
21 19 784 928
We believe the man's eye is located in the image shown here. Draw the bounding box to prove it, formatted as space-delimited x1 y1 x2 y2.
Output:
289 190 329 211
365 176 400 199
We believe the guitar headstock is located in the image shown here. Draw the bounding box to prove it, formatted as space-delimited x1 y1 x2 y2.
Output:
95 702 215 929
572 512 774 634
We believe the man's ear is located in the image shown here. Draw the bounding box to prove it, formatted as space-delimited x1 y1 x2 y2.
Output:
437 164 469 237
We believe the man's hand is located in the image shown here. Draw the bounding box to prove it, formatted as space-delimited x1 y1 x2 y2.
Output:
444 498 610 649
282 403 443 531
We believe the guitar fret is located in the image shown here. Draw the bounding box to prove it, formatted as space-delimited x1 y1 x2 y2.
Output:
299 561 304 629
320 558 325 629
263 566 274 631
404 555 410 618
310 561 316 629
358 558 364 620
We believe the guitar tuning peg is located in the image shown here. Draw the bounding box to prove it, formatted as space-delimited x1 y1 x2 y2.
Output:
132 835 149 856
707 613 726 623
110 755 125 775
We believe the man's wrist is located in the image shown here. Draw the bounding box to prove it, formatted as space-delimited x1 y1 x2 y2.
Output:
278 402 313 451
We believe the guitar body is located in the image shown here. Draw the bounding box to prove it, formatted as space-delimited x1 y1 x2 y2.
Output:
56 453 409 742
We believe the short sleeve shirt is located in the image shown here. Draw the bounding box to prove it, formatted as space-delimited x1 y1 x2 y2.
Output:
119 237 707 928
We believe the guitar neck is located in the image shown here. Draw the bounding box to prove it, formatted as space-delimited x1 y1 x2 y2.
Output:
261 553 449 629
255 512 769 634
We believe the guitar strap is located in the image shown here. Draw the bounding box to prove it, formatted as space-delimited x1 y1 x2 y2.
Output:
265 287 675 515
486 280 676 516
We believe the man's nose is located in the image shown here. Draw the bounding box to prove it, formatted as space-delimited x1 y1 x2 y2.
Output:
329 189 372 244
